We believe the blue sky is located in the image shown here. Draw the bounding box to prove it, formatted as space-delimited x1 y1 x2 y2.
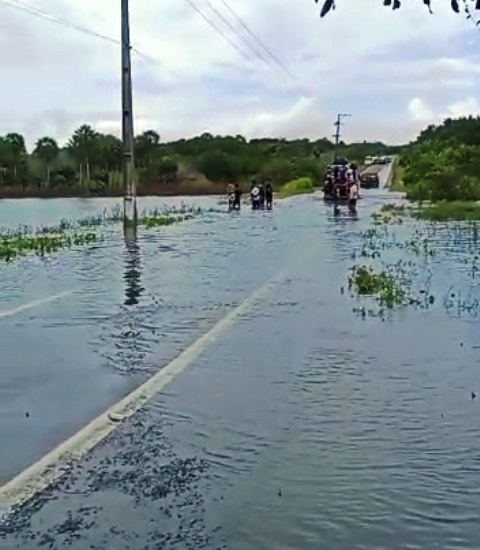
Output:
0 0 479 149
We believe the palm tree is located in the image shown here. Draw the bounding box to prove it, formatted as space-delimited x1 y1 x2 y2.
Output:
100 134 123 172
134 129 160 168
98 134 123 189
4 133 26 180
34 137 59 187
67 125 100 187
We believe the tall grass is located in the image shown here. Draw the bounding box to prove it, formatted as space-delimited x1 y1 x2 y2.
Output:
389 157 405 191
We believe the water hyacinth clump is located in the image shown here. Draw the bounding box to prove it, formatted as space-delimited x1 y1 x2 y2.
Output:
348 265 406 309
372 203 410 225
0 228 96 262
347 212 480 319
0 203 204 264
137 204 202 228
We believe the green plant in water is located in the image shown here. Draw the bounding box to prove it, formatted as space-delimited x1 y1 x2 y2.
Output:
0 230 97 262
372 203 409 225
0 203 205 264
349 265 405 309
137 204 202 228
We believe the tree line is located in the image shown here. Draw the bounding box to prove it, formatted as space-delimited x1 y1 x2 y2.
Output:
0 125 400 195
399 116 480 202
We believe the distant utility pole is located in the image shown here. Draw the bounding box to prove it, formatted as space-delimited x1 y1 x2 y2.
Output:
333 113 351 159
121 0 137 226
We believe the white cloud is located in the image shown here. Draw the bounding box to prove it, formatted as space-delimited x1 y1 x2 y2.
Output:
446 96 479 117
409 98 435 122
0 0 478 148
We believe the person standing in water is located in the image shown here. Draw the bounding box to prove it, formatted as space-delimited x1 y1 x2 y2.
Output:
265 181 273 210
251 180 260 210
348 179 358 213
258 182 265 210
226 182 235 211
232 183 242 210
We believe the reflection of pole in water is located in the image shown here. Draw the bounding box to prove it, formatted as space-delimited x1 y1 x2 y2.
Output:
123 223 144 306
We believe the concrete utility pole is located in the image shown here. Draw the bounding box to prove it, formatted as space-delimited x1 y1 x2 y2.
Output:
121 0 137 225
333 113 351 159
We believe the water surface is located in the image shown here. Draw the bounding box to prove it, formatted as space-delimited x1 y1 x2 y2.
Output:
1 182 480 549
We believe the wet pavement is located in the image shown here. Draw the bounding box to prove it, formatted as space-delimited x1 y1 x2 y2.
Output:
1 169 480 549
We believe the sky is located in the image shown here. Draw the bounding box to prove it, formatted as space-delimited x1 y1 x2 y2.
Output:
1 0 480 150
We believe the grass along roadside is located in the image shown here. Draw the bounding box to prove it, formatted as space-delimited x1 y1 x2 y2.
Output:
415 201 480 221
389 156 405 192
372 199 480 223
278 177 314 198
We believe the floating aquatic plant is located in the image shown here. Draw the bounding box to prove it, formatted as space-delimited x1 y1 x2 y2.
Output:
348 265 406 309
0 230 96 262
372 203 410 225
0 203 205 264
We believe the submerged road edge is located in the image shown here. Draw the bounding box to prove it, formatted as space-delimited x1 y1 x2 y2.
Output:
0 271 287 511
0 290 74 319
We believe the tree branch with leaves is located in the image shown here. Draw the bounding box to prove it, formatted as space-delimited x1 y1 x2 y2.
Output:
315 0 480 24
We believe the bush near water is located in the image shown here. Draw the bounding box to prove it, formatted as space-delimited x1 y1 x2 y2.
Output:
393 116 480 220
279 177 315 198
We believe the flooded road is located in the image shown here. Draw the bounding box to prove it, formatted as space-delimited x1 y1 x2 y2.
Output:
1 173 480 549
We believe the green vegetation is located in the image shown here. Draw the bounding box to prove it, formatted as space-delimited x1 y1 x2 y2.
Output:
349 265 405 309
0 205 203 263
0 230 97 262
278 177 314 198
138 206 201 228
390 156 405 191
372 203 409 224
415 201 480 221
399 117 480 203
0 126 401 197
389 116 480 221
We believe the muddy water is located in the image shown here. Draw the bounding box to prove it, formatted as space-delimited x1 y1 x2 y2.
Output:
1 183 480 549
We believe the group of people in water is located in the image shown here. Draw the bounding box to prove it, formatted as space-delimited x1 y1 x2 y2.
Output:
323 161 359 214
226 179 273 211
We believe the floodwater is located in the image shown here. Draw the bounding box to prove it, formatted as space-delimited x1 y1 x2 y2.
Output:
1 171 480 549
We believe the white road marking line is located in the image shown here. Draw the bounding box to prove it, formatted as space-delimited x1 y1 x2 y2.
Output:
0 291 74 319
0 271 286 509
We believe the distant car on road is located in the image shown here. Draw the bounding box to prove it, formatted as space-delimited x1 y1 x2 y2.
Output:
359 172 380 189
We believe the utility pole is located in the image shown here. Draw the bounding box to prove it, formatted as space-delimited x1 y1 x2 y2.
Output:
121 0 137 226
333 113 351 160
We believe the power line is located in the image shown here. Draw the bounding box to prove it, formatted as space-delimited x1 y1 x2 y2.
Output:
217 0 296 80
182 0 252 60
199 0 278 72
2 0 308 99
184 0 297 84
0 0 154 62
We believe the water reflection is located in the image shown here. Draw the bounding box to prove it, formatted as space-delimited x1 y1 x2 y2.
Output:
123 224 144 306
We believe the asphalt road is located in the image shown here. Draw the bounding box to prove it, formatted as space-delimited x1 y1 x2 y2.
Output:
2 169 479 550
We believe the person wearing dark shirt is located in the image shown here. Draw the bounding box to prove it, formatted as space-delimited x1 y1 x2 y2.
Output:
233 183 242 210
258 183 265 209
265 181 273 210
